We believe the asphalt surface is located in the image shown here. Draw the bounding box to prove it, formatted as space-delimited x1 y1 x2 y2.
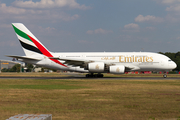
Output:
0 76 179 80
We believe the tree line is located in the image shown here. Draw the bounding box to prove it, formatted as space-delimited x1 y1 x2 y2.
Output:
1 63 33 72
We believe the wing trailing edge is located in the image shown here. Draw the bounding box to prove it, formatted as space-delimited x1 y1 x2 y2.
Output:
6 55 42 61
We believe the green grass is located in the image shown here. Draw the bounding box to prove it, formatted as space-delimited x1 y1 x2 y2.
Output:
0 84 86 89
0 72 71 77
1 73 180 120
0 79 86 90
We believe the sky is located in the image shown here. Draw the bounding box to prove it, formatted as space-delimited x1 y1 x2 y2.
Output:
1 0 180 60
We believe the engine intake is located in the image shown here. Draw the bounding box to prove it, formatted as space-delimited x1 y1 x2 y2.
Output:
109 65 125 74
88 62 104 72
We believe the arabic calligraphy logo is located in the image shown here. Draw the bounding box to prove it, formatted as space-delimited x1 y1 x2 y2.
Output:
116 67 120 72
96 64 99 69
101 57 116 60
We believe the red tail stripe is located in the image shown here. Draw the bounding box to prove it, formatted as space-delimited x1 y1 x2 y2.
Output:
27 35 67 67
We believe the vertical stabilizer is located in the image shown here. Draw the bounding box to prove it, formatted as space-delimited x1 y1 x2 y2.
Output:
12 23 67 67
12 23 50 56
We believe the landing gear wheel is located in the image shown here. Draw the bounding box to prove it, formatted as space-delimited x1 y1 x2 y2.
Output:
86 74 89 78
99 74 103 78
86 73 94 78
163 74 167 78
85 74 104 78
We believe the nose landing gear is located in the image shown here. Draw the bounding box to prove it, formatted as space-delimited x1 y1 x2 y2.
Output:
163 74 167 78
163 72 167 78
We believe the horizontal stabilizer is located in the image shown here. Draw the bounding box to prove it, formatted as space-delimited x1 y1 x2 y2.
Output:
6 55 42 61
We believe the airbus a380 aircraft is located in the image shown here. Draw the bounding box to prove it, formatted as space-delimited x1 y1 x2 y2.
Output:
7 23 177 78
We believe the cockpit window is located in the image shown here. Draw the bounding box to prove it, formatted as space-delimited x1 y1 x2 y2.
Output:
168 60 172 62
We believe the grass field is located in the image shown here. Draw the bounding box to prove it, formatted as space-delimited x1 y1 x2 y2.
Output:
1 73 180 120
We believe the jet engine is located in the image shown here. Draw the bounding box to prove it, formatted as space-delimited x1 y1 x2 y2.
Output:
109 65 125 74
88 62 105 72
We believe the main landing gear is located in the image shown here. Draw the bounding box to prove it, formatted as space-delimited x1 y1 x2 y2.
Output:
86 73 104 78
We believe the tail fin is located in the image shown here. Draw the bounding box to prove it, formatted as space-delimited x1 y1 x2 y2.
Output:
12 23 67 67
12 23 51 57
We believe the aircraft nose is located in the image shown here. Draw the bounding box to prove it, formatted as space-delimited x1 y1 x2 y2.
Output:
173 61 177 69
170 61 177 69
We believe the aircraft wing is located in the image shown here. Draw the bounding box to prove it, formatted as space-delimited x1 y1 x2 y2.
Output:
6 55 42 61
49 57 94 67
124 65 140 71
50 57 140 71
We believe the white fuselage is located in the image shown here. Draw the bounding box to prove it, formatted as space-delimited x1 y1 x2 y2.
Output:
24 52 177 73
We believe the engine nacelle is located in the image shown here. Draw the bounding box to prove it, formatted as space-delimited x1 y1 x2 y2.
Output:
88 62 104 72
109 65 125 74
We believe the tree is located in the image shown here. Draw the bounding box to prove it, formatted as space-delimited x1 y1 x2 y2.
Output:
9 64 21 72
26 63 34 72
1 64 21 72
